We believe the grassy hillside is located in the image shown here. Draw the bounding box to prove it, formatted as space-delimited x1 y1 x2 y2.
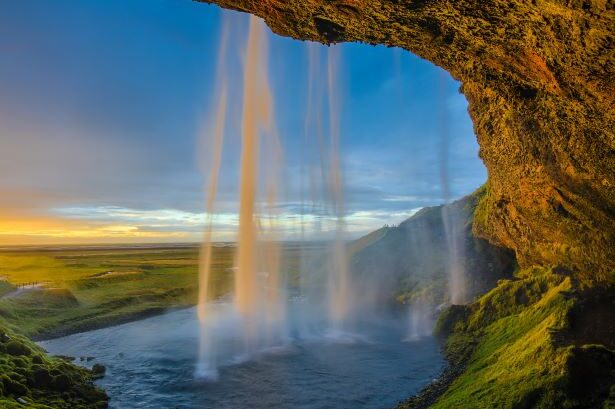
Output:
399 267 614 409
0 244 312 339
350 189 517 306
0 246 231 339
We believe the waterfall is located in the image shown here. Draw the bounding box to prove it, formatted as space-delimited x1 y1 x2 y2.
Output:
196 15 286 379
196 15 367 379
196 15 229 379
438 71 467 305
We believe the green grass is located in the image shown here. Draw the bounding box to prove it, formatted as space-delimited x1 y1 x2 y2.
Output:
0 281 15 298
0 244 310 339
0 243 310 406
0 246 228 338
425 267 614 409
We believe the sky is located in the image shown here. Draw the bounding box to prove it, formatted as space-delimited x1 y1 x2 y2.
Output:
0 0 486 245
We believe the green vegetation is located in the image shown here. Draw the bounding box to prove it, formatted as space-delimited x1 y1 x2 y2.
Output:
0 246 233 339
351 191 516 307
0 324 107 408
416 267 614 409
0 244 310 339
0 281 15 298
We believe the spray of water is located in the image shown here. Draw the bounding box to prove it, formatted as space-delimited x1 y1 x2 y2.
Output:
196 15 286 378
196 17 230 378
299 43 351 332
197 15 431 378
437 72 467 305
325 45 350 330
404 296 433 342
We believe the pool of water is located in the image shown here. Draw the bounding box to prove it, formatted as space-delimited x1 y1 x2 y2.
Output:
40 306 444 409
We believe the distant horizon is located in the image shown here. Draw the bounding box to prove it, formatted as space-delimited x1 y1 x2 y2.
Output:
0 1 486 245
0 239 352 250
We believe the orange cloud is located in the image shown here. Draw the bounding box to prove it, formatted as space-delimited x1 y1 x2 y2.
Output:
0 212 192 245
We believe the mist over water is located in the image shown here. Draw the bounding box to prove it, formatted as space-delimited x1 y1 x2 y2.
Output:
437 72 467 306
41 307 444 409
405 299 434 342
196 15 357 379
195 13 466 383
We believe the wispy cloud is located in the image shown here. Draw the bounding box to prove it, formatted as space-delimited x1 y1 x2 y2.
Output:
0 2 486 245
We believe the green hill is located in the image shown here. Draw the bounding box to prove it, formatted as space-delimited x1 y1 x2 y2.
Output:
350 189 516 306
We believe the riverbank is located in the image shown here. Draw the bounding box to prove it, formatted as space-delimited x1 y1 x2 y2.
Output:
31 305 195 342
0 244 312 340
396 351 468 409
0 245 231 339
0 322 108 408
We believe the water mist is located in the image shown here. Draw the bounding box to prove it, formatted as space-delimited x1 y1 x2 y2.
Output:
299 43 352 334
196 15 286 379
438 72 467 305
196 17 229 379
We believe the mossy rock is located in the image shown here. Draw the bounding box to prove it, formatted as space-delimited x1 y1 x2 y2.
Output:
1 376 28 396
29 366 53 388
11 356 29 368
0 323 108 407
91 363 106 378
50 374 72 391
423 268 615 408
433 305 470 338
5 341 31 357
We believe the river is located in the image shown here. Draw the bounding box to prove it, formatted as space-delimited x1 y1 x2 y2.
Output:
40 305 444 409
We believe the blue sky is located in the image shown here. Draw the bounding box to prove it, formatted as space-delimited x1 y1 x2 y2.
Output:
0 0 486 244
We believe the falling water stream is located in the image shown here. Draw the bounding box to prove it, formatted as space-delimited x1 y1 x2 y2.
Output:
437 71 467 305
195 14 360 379
196 16 229 378
41 14 450 409
197 16 287 378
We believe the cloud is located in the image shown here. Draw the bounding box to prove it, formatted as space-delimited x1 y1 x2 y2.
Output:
0 3 487 245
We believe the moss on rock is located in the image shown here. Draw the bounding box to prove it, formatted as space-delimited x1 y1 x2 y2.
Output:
0 325 108 408
408 268 615 409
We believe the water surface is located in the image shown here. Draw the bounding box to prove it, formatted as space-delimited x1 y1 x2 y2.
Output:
40 306 443 409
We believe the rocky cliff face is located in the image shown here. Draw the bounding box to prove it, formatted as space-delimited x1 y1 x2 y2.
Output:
201 0 614 281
